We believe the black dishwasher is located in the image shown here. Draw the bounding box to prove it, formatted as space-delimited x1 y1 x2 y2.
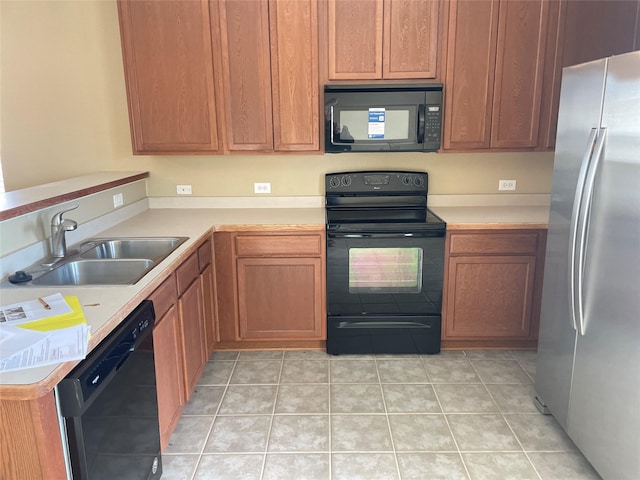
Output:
57 300 162 480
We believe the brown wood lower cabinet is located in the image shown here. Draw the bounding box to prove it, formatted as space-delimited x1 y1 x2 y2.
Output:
214 230 326 348
152 304 184 450
442 229 547 349
176 252 207 396
198 238 216 356
148 273 184 451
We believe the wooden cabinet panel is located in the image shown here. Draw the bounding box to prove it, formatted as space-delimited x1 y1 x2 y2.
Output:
215 0 274 151
201 264 216 355
449 233 539 255
214 230 326 347
491 0 548 148
444 0 499 149
118 0 220 154
383 0 440 79
235 234 323 257
237 257 324 339
178 278 207 396
198 238 212 271
442 229 546 349
328 0 383 79
147 273 177 320
176 252 199 296
446 255 536 338
0 393 67 480
539 0 640 150
270 0 320 151
152 305 184 451
444 0 551 150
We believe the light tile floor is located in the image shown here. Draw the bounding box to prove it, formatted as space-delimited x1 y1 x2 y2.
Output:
162 350 602 480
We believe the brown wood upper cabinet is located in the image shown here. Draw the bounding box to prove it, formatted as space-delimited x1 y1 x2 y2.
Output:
327 0 441 80
444 0 550 150
212 0 320 152
118 0 221 154
538 0 640 149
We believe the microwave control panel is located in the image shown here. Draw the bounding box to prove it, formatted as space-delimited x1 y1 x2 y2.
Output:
424 105 442 147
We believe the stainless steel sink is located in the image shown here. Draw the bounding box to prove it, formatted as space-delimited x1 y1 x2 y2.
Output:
79 237 188 260
16 236 189 286
32 259 155 286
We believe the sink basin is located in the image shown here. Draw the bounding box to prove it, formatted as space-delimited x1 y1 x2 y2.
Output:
79 237 188 260
32 259 154 286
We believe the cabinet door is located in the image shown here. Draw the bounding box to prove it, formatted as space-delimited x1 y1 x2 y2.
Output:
270 0 320 151
539 0 640 150
445 255 536 338
237 257 324 339
118 0 220 154
215 0 274 150
200 264 216 356
178 279 207 397
328 0 383 79
152 305 184 450
444 0 499 149
491 0 549 148
383 0 440 79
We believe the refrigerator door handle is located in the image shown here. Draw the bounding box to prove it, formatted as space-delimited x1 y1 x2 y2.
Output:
569 128 598 331
575 127 607 335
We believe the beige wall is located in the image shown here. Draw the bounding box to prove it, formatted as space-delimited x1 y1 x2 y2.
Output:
0 1 554 197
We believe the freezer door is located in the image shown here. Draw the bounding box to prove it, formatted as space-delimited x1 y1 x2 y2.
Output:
534 58 607 429
567 51 640 480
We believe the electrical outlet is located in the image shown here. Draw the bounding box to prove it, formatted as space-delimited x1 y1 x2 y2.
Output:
498 179 517 191
113 193 124 208
254 182 271 194
176 185 192 195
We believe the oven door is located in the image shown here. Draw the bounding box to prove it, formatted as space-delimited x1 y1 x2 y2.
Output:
326 230 445 354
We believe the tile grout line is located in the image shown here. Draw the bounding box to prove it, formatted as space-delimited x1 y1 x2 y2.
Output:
259 351 285 480
468 353 544 480
424 355 473 480
373 355 402 480
190 352 240 480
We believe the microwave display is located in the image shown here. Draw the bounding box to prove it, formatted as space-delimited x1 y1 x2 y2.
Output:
338 109 411 141
325 84 443 153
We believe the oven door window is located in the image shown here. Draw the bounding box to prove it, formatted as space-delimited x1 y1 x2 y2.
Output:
349 247 423 293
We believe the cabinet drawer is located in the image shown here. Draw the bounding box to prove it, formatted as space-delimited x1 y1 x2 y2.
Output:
449 233 539 255
198 239 212 272
235 234 322 257
148 274 177 320
176 252 199 296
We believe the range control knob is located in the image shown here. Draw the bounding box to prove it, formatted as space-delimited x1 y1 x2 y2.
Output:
414 176 425 187
402 175 412 185
340 176 352 187
329 176 341 188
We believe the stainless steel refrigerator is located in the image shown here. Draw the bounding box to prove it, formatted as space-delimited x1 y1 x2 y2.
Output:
534 50 640 480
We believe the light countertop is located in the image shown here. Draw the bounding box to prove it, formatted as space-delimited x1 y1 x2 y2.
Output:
0 203 548 398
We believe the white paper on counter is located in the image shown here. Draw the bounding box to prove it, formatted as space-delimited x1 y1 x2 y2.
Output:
0 293 72 324
0 323 90 373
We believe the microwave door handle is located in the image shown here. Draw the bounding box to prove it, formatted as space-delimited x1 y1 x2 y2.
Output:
417 104 425 143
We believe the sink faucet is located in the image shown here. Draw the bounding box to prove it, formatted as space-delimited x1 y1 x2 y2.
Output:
50 205 78 258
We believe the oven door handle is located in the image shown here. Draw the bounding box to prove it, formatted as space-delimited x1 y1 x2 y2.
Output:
328 231 444 239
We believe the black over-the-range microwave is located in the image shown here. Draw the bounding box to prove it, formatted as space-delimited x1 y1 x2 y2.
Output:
324 84 443 153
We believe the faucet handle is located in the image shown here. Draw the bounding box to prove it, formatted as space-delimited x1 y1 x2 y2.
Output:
61 218 78 231
51 205 79 226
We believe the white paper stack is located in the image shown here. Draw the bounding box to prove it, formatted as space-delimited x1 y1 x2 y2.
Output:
0 293 91 373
